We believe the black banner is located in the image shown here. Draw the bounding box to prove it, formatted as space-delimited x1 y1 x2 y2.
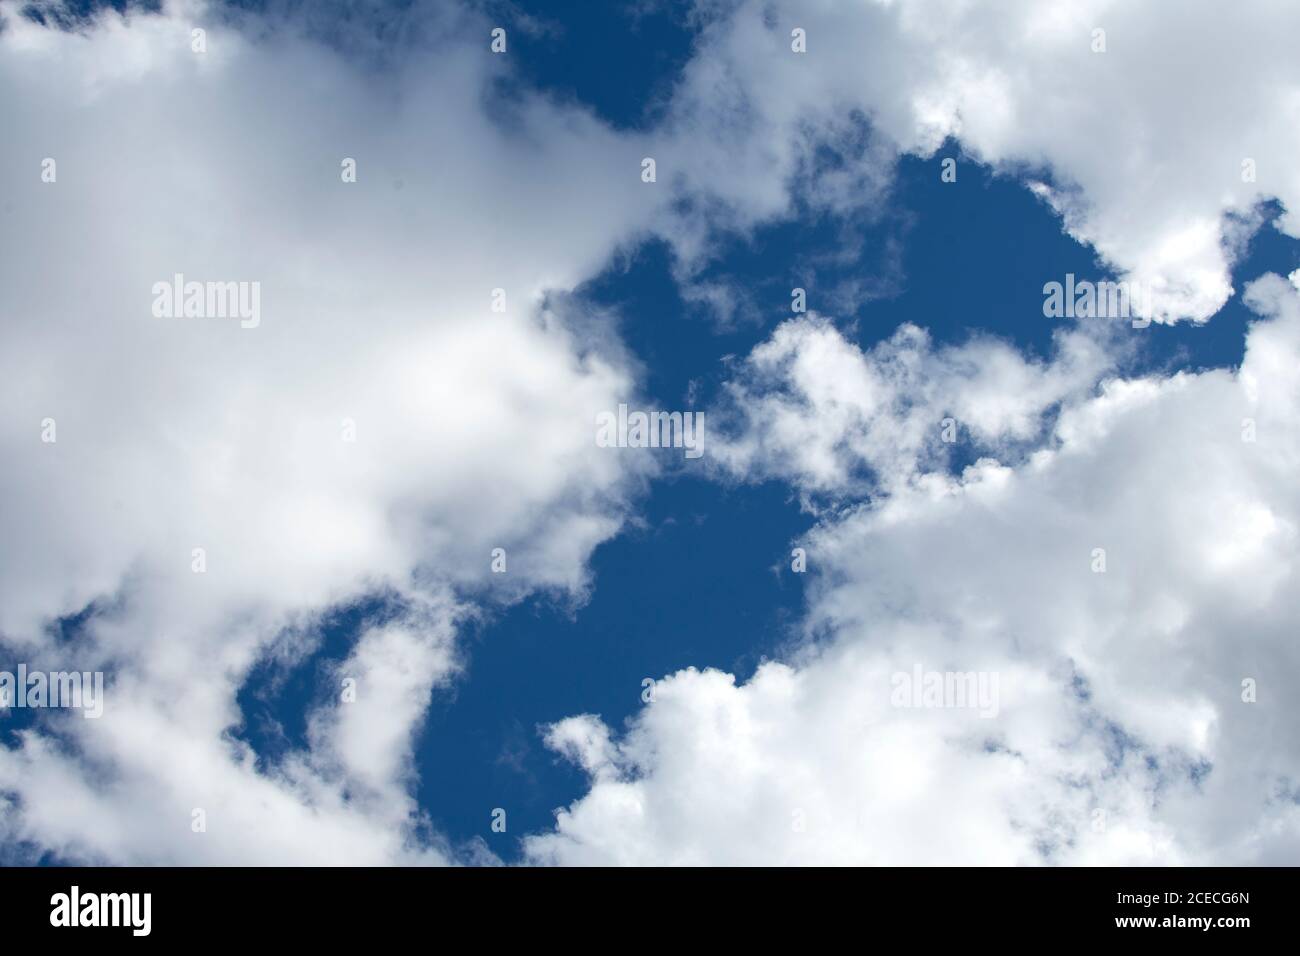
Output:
0 866 1284 942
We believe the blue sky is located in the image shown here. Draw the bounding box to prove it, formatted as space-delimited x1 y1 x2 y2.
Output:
237 2 1295 860
4 0 1300 865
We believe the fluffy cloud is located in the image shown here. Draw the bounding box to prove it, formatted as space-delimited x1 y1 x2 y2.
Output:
709 313 1116 498
527 273 1300 865
660 0 1300 321
0 0 662 863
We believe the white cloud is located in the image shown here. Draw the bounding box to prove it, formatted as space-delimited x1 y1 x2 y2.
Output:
658 0 1300 321
0 0 661 863
709 313 1115 498
528 274 1300 865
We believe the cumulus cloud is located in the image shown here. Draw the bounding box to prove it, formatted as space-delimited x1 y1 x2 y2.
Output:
528 273 1300 865
0 0 663 863
709 313 1116 498
658 0 1300 321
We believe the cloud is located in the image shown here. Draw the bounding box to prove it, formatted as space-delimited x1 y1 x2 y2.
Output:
527 273 1300 865
708 313 1116 498
656 0 1300 321
0 0 661 863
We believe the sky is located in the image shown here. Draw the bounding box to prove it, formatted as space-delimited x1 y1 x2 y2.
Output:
1 0 1299 866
